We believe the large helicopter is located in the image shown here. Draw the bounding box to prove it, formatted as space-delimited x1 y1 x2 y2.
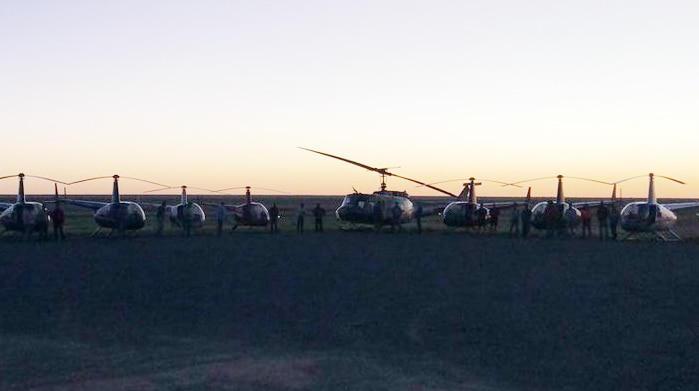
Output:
0 173 66 238
144 185 208 233
614 173 699 241
420 177 527 228
65 175 169 235
508 175 610 231
208 186 275 229
300 147 457 227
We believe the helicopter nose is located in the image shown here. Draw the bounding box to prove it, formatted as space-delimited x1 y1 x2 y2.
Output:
336 205 350 220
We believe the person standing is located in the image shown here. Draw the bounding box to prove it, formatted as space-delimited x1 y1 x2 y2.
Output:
49 204 66 241
269 203 279 234
489 205 500 233
156 201 166 236
597 201 609 241
296 203 305 233
508 203 520 237
581 204 592 238
609 203 621 241
564 203 578 238
521 204 532 238
415 203 423 234
216 202 227 236
543 200 557 238
391 202 403 231
475 204 488 233
313 203 326 232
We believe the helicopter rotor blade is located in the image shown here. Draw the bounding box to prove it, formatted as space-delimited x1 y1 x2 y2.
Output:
67 176 113 185
215 186 288 194
0 174 68 184
564 176 612 186
420 178 522 188
23 175 68 184
144 185 217 194
508 175 610 186
505 176 558 186
300 147 457 198
68 176 170 188
655 175 685 185
299 147 379 173
389 173 458 198
612 174 646 184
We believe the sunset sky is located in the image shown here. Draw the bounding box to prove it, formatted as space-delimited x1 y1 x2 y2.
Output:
1 1 698 200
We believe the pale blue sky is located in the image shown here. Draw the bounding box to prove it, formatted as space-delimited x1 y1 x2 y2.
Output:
1 1 698 198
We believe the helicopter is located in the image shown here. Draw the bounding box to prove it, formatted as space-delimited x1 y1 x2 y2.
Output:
208 186 275 229
144 185 208 233
0 173 66 238
64 175 169 235
420 177 527 228
614 173 699 241
507 175 611 231
299 147 457 228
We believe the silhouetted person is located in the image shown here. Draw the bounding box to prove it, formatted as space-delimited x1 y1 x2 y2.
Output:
521 205 532 238
609 203 620 241
415 203 423 234
182 202 193 237
49 204 65 241
475 204 487 232
296 203 305 233
373 201 384 231
564 203 577 237
216 202 227 236
156 201 166 236
581 204 592 238
391 202 402 231
269 203 279 233
543 200 557 238
597 202 609 241
313 203 325 232
489 205 500 233
508 203 520 237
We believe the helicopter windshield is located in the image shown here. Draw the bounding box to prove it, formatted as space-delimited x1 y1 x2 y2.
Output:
341 194 371 209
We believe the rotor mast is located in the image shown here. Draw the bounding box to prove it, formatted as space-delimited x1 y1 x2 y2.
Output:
556 175 565 204
245 186 252 204
181 186 188 204
648 173 656 204
111 175 120 203
17 173 25 204
468 178 479 205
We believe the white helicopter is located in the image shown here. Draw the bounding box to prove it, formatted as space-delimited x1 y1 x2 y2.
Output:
0 173 66 238
508 175 611 231
614 173 699 241
65 175 169 235
420 177 526 228
144 185 208 234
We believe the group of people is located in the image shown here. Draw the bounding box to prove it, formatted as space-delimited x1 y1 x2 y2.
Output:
295 203 326 233
539 201 621 240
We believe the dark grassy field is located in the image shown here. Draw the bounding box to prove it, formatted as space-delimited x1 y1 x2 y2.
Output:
2 230 699 390
2 195 699 390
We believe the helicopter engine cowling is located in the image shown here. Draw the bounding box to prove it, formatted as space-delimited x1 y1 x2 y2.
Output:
94 202 146 230
168 202 206 228
234 202 270 226
0 202 50 233
529 202 580 230
620 202 676 232
441 201 488 227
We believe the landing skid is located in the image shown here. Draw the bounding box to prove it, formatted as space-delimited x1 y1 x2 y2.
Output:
623 229 681 242
340 223 374 232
